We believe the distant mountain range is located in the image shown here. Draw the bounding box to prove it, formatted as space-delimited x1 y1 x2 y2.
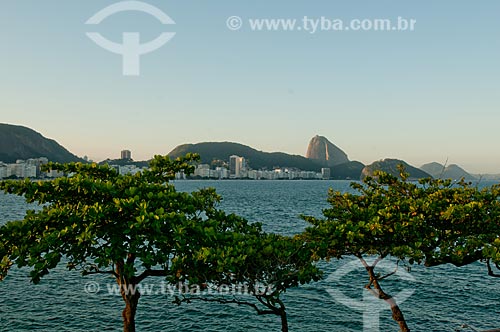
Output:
167 138 366 179
420 162 477 180
0 123 82 163
168 142 322 171
362 159 431 180
1 123 496 180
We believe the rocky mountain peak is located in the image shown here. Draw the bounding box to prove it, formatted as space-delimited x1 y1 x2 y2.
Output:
306 135 349 167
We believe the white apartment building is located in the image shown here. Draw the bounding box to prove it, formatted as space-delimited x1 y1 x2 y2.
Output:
0 163 7 178
194 164 211 178
215 167 229 179
0 157 60 179
229 155 245 178
118 165 142 175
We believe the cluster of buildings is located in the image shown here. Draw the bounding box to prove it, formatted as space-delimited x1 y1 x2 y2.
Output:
191 155 331 180
0 150 142 180
111 164 145 176
0 158 63 179
0 151 331 181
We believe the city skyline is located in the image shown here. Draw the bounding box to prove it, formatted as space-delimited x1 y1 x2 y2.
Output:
1 1 499 173
1 124 497 176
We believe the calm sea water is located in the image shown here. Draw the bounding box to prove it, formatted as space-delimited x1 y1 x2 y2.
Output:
1 180 499 332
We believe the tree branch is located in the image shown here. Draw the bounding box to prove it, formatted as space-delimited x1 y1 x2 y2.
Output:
256 295 281 315
487 259 500 278
126 253 136 266
135 269 167 284
373 255 384 267
379 261 399 281
425 251 483 267
83 270 119 278
175 296 277 316
357 255 369 268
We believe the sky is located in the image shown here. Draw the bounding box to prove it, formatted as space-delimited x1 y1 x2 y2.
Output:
0 1 499 173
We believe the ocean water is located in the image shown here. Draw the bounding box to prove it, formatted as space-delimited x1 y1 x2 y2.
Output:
1 180 499 332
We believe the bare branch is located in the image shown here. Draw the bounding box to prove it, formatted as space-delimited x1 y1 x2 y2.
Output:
357 255 369 268
175 296 276 316
487 259 500 278
256 295 281 315
379 261 399 281
373 255 384 267
439 157 449 179
83 270 118 278
135 269 167 284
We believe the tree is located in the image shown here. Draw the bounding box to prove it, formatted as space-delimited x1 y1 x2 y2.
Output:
484 239 500 278
302 168 500 332
0 154 262 332
173 230 321 332
403 177 500 270
406 175 500 283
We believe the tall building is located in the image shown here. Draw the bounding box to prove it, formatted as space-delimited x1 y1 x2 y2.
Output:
229 155 245 178
321 168 331 180
0 163 7 179
121 150 132 160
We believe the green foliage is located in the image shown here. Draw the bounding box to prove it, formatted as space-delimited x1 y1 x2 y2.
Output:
176 220 322 291
173 217 322 332
0 154 214 283
484 238 500 267
303 168 500 267
0 153 321 332
302 167 500 331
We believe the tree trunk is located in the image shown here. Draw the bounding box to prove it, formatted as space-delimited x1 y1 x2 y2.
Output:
122 286 140 332
116 257 141 332
272 297 288 332
280 310 288 332
365 266 410 332
259 295 289 332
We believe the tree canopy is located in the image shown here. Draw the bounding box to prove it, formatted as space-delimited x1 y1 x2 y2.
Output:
175 230 321 332
0 154 321 332
302 168 500 331
0 154 257 331
3 158 500 332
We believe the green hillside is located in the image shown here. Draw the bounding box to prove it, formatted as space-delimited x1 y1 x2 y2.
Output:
168 142 323 171
361 159 432 180
330 161 365 180
0 123 82 163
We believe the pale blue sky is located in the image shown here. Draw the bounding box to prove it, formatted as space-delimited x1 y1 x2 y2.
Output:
1 1 499 172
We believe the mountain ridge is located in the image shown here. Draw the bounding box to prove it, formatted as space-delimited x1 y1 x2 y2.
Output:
0 124 492 179
168 141 323 171
0 123 82 163
168 140 371 179
361 158 432 180
420 162 477 180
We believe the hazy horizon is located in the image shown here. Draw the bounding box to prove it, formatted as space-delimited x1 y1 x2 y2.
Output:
1 1 499 173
